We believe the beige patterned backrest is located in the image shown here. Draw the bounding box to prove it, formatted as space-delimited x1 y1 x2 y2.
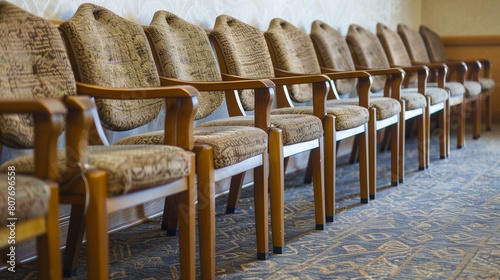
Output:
397 24 431 63
59 3 162 131
0 1 75 148
346 24 390 92
210 15 275 111
310 20 357 95
145 11 223 120
419 25 448 62
376 23 412 67
264 18 320 103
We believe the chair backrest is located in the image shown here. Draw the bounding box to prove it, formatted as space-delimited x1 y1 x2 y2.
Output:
397 24 432 63
59 3 162 131
0 1 75 149
264 18 319 102
419 25 448 62
346 24 390 92
145 11 224 120
376 23 413 67
309 20 357 95
209 15 275 111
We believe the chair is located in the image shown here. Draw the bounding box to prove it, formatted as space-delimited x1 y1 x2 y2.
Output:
0 2 197 279
58 4 276 279
397 24 482 147
209 14 374 228
310 21 424 186
0 98 64 280
149 12 336 276
376 23 449 163
263 18 397 207
419 25 494 137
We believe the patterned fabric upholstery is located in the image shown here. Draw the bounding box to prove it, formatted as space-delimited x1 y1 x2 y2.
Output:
59 4 162 131
145 11 224 120
310 20 357 95
465 81 482 97
264 18 321 103
0 2 75 149
419 25 448 62
0 174 50 226
346 24 391 92
376 23 413 67
397 24 432 63
210 15 275 111
329 97 401 121
115 126 268 169
1 146 192 197
271 105 368 131
479 78 496 90
432 81 466 97
197 115 323 146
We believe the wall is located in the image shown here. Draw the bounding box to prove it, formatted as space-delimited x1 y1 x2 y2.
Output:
422 0 500 35
6 0 421 34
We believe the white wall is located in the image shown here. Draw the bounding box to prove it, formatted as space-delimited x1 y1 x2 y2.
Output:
6 0 422 34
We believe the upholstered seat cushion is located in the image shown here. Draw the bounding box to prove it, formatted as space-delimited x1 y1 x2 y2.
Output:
427 82 466 97
329 96 401 120
464 81 482 97
0 174 50 226
271 104 368 131
401 87 448 105
0 146 193 196
197 114 322 146
479 78 495 90
115 126 268 169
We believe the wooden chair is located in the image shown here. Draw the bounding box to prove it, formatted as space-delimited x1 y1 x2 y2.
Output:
58 5 276 279
397 24 482 148
208 15 373 230
0 2 197 279
0 99 65 280
419 25 493 138
310 21 415 189
263 18 380 216
345 24 434 182
377 23 449 165
146 11 327 264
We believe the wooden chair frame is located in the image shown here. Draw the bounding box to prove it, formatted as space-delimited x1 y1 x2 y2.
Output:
0 99 65 280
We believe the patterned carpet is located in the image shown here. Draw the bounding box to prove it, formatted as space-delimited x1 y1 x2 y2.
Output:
4 123 500 279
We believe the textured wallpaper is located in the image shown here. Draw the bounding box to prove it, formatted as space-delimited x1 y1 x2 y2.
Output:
422 0 500 35
5 0 422 34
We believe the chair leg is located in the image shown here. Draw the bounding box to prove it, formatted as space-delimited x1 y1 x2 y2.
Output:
311 141 325 231
399 108 406 183
457 101 466 149
417 109 430 170
194 145 216 279
161 197 178 236
446 99 451 157
37 183 61 280
303 152 314 184
368 108 377 200
176 154 196 279
226 172 245 214
473 96 482 139
358 125 369 204
62 204 86 277
322 115 336 222
84 170 109 280
349 135 360 164
485 91 492 131
438 105 447 159
268 128 284 254
391 116 400 187
254 152 270 259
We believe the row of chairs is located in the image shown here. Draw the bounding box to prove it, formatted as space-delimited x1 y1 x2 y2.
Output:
0 1 494 279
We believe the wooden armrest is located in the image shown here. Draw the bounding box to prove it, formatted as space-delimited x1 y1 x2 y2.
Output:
319 69 372 108
160 76 274 130
76 82 199 99
0 98 66 181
